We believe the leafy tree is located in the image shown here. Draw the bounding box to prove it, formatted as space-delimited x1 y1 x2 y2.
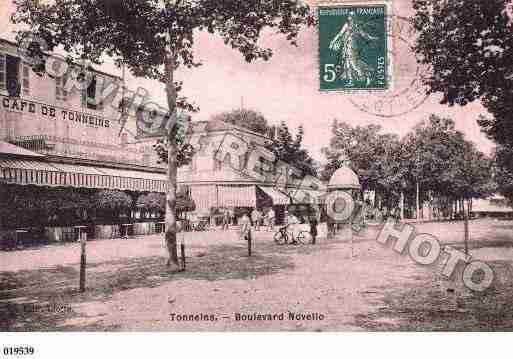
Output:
153 115 195 166
13 0 315 269
451 141 495 205
413 0 513 146
401 115 494 221
211 108 271 135
321 121 405 204
322 115 494 221
401 115 463 218
266 121 317 177
495 145 513 203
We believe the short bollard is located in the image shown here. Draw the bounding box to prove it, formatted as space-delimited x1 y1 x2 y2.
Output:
180 242 186 272
79 232 87 292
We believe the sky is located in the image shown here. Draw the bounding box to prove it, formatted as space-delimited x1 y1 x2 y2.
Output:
0 0 495 162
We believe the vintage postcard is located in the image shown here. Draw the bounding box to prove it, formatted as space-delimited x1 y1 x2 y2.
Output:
0 0 513 352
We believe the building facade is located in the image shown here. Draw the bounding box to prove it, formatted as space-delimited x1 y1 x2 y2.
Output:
178 119 325 223
0 38 325 240
0 38 167 195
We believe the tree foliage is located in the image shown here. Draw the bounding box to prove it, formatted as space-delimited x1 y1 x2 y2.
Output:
153 115 195 165
321 121 404 195
0 186 94 229
266 121 317 177
412 0 512 203
495 145 513 203
211 108 270 135
93 190 133 211
136 192 166 212
413 0 513 145
322 115 494 216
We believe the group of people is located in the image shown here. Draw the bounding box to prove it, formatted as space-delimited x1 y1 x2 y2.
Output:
220 207 276 232
238 207 275 242
185 206 319 244
250 207 276 232
239 207 319 244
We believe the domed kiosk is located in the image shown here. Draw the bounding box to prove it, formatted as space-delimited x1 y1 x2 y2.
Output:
326 166 361 239
328 166 361 191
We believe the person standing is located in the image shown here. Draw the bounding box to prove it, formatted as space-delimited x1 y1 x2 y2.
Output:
251 208 261 231
267 207 275 232
239 212 251 241
222 208 230 230
229 207 235 226
309 209 319 244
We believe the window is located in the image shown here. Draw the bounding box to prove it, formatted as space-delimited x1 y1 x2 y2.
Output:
0 54 30 96
5 55 20 95
21 63 30 95
81 75 106 111
56 72 68 101
86 76 97 110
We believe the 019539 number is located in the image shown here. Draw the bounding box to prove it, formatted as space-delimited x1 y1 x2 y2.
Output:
2 346 35 356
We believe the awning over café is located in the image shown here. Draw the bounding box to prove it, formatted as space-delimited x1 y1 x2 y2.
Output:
258 186 290 205
0 157 168 193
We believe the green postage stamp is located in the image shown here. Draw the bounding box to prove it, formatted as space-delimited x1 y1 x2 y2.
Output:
318 3 388 91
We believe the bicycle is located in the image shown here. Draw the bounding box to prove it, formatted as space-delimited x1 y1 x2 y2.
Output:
273 225 313 245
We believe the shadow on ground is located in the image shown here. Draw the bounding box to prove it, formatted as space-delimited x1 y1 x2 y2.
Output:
0 240 332 331
445 234 513 251
350 259 513 331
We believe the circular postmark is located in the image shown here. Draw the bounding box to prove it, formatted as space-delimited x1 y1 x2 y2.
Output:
347 15 430 118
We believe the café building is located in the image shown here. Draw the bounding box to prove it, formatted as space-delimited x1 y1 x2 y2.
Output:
0 38 324 245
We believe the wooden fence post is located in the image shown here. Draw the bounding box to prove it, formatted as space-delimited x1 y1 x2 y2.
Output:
180 242 186 271
79 232 87 292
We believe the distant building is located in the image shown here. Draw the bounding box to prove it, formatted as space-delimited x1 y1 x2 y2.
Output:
472 195 513 218
178 119 325 222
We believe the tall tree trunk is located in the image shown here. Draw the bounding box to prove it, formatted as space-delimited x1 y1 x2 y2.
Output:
463 198 469 255
164 41 179 269
416 181 420 221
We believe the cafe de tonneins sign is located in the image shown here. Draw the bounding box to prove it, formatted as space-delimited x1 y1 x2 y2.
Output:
1 95 111 128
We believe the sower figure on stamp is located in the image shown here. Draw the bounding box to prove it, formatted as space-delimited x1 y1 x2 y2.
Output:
329 14 377 85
